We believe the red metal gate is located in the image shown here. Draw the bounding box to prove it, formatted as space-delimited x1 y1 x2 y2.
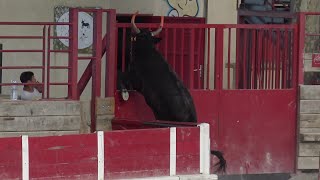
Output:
113 22 299 174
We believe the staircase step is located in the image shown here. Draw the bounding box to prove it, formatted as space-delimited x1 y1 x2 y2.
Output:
300 133 320 142
300 114 320 128
300 100 320 114
300 85 320 100
297 157 319 170
299 143 320 156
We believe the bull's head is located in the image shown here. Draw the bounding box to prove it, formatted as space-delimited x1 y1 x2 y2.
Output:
131 11 164 46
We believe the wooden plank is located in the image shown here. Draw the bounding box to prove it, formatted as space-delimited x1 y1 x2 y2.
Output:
297 157 319 170
176 127 200 174
299 143 320 156
28 133 97 179
300 100 320 114
96 97 114 115
300 133 320 142
0 101 80 116
79 101 91 134
104 128 170 175
0 116 80 131
0 131 79 137
96 115 113 131
300 128 320 133
300 114 320 128
300 85 320 100
0 137 22 180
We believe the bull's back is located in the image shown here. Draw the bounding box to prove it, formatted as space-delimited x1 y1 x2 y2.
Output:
135 51 197 122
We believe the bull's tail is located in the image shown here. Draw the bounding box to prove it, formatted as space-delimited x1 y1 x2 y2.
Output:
211 150 227 173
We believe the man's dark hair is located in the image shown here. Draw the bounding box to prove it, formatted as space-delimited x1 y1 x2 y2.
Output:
20 71 34 83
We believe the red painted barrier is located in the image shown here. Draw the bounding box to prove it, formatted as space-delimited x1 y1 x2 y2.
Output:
0 126 208 179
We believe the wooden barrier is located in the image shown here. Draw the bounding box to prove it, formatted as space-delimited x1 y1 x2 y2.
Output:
0 124 212 179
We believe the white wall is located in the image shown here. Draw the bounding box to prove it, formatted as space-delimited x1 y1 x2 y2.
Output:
109 0 206 17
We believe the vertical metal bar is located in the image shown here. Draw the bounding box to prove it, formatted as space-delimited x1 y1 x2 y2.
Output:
196 29 201 89
121 28 126 72
298 13 306 85
275 29 281 89
105 9 117 97
267 29 272 89
93 9 102 98
271 29 275 89
215 27 224 90
172 28 177 71
189 28 195 89
227 28 231 89
235 28 241 89
206 29 211 90
46 26 51 98
262 30 267 89
251 29 256 89
91 9 103 133
42 26 46 99
292 26 299 88
180 29 185 82
283 29 288 88
164 28 168 61
68 8 78 100
257 29 262 89
243 29 248 89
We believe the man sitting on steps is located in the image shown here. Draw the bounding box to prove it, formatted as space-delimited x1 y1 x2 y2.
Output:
20 71 42 100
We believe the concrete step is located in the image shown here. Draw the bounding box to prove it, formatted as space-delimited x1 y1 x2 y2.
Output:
300 85 320 100
300 114 320 128
299 143 320 156
300 133 320 142
297 157 319 170
300 100 320 114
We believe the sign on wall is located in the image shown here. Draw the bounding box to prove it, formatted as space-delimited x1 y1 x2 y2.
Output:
312 53 320 67
166 0 200 17
54 6 94 53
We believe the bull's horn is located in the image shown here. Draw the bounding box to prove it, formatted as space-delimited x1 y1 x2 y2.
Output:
151 16 164 36
131 11 141 34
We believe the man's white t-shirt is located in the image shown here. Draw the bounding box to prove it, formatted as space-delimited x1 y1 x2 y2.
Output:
20 88 41 100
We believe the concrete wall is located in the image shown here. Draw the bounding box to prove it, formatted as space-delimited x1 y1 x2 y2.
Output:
0 0 108 99
109 0 207 17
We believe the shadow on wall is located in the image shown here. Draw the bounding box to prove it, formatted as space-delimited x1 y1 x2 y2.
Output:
166 0 199 17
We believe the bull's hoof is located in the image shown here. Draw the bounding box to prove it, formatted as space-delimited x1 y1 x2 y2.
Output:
121 89 129 101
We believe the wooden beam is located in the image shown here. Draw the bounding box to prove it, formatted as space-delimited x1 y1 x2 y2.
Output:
0 101 80 116
0 116 80 131
0 131 78 137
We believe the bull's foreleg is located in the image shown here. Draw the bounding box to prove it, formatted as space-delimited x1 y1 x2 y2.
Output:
117 71 130 101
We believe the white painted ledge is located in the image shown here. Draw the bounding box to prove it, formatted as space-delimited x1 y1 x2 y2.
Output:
127 174 218 180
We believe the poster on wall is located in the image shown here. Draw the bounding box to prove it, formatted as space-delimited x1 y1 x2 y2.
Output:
53 6 95 54
166 0 200 17
312 53 320 67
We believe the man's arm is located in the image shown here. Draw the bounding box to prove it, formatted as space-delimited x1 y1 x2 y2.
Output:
35 81 43 93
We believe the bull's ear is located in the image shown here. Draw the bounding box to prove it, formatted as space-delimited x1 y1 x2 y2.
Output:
153 37 162 44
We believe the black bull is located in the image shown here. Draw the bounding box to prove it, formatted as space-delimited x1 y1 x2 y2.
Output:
116 12 226 173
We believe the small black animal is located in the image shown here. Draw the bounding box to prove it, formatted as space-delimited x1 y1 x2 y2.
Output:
81 20 90 28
